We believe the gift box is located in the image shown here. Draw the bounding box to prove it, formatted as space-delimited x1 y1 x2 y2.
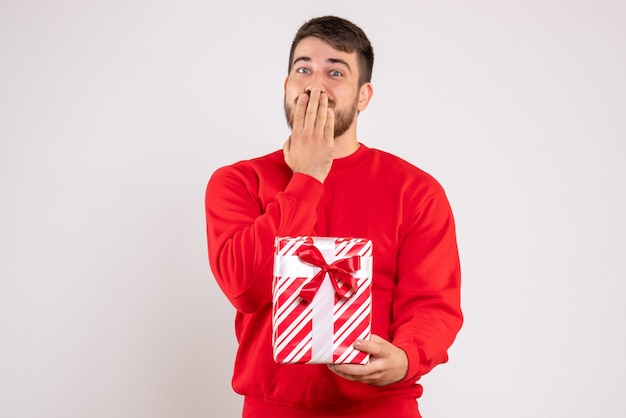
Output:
272 236 373 364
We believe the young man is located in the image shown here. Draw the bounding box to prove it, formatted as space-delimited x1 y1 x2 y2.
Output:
205 16 462 417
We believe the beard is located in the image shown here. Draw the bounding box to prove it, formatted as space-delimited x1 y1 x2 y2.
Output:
284 94 359 138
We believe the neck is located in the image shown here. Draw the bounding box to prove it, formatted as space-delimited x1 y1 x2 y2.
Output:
333 125 360 159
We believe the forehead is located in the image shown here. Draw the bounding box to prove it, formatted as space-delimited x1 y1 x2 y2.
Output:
292 36 357 65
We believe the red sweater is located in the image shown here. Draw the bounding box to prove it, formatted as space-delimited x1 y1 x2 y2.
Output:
205 144 462 416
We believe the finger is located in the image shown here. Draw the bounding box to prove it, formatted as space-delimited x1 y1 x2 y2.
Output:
324 106 335 140
304 88 321 131
329 363 381 384
331 363 369 377
353 336 385 357
314 92 328 136
292 93 309 132
328 363 370 380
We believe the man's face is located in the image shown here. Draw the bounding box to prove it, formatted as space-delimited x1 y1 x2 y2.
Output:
284 37 364 138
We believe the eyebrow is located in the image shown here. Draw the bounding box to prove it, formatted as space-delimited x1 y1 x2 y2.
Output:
292 56 352 72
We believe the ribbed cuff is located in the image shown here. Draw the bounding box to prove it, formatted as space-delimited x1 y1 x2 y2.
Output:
395 342 425 384
284 172 324 210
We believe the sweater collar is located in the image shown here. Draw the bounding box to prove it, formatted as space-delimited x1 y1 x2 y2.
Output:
328 143 371 174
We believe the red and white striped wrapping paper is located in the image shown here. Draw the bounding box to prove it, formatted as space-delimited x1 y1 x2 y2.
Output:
272 236 373 364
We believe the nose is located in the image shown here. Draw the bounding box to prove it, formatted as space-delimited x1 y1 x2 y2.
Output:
304 82 326 95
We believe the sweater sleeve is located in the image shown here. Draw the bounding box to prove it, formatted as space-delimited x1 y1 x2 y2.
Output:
205 164 323 314
390 189 463 383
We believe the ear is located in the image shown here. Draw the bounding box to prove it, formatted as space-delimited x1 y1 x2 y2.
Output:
283 76 289 93
357 82 373 111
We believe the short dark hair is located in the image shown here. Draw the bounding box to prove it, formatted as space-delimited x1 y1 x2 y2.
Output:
288 16 374 86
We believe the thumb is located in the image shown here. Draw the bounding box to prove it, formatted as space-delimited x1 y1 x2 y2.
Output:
354 334 386 356
283 137 292 165
283 136 291 152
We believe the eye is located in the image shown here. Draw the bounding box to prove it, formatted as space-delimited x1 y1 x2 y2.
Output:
330 70 343 77
296 67 310 74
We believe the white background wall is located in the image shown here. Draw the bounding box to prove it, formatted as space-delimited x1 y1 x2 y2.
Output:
1 1 624 417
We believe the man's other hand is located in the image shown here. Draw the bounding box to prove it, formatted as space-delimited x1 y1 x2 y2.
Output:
328 334 409 386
